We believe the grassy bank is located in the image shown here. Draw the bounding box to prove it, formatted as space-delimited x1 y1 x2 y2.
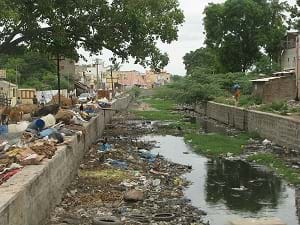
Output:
133 94 300 185
248 153 300 185
185 133 250 156
133 96 251 156
133 97 183 121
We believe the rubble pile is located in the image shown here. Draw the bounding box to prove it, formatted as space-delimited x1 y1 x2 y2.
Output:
243 138 300 169
46 113 207 225
0 97 116 186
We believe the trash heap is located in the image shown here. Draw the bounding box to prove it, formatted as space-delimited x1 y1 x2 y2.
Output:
46 112 207 225
0 97 115 186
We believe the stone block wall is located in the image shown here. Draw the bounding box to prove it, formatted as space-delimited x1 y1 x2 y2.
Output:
206 102 247 130
196 101 300 150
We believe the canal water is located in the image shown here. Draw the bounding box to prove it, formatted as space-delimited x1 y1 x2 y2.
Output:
141 134 298 225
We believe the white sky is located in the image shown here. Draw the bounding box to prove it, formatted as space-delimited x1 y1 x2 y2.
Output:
80 0 296 76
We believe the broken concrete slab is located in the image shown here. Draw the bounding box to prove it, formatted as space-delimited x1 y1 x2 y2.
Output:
230 218 286 225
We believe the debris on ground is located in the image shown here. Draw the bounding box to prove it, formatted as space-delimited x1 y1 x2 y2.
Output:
0 96 116 186
45 111 206 225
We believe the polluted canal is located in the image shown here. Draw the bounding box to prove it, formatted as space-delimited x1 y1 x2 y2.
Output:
46 111 298 225
144 134 298 225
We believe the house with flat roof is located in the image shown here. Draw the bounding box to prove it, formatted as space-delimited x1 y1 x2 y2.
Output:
0 80 17 106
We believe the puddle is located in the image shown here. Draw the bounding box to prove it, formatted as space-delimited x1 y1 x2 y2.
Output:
141 135 298 225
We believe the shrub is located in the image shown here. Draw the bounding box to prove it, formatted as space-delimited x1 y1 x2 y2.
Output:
259 101 288 113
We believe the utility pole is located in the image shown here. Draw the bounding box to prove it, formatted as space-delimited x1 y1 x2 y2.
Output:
110 66 114 98
50 54 65 106
296 36 299 101
100 72 103 89
57 56 61 106
95 58 100 89
68 73 70 91
15 66 18 87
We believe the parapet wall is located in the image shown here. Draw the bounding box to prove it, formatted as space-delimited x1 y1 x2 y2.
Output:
0 95 131 225
196 102 300 150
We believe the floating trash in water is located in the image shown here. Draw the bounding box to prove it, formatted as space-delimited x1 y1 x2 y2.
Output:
231 186 248 191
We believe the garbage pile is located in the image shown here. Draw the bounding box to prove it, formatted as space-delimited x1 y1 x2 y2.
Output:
0 97 117 186
46 113 207 225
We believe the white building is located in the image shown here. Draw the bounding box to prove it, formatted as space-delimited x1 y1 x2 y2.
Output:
0 80 17 106
76 59 107 89
281 31 299 71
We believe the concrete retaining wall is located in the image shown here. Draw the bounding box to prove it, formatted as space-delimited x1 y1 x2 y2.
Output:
195 101 300 150
0 95 131 225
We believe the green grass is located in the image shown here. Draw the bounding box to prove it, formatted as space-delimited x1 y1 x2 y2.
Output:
133 97 182 121
258 101 288 114
184 132 251 156
135 95 300 185
238 95 262 107
214 95 262 108
214 96 236 106
142 98 176 111
134 110 182 121
248 153 300 185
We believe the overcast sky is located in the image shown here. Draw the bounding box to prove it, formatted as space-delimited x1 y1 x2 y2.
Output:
80 0 297 76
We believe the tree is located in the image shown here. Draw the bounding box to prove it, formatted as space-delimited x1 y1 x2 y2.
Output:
252 55 281 75
0 51 72 90
183 47 223 75
263 0 289 63
204 0 288 72
0 0 184 70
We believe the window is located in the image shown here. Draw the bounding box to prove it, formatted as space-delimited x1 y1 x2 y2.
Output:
13 88 16 97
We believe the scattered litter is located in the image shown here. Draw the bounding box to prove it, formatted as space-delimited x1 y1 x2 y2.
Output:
262 139 272 146
107 159 128 169
124 190 144 202
231 186 248 191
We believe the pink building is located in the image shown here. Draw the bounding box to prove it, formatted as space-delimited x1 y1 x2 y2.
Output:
118 71 147 88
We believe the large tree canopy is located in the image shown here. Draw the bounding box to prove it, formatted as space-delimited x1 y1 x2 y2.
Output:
0 0 184 69
204 0 288 72
183 47 224 75
0 51 73 90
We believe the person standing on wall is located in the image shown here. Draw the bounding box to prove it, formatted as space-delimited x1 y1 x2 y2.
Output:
233 84 241 105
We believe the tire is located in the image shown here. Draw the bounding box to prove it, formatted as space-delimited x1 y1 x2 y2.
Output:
92 216 123 225
152 213 176 222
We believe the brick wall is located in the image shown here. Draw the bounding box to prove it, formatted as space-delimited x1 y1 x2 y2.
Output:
196 102 300 150
253 75 296 103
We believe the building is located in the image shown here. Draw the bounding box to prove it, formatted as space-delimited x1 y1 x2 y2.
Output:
59 58 76 77
251 31 300 103
281 31 298 71
75 64 87 81
118 71 147 89
75 60 173 91
103 70 142 90
75 60 107 89
0 80 17 106
251 71 296 103
145 70 171 88
103 70 172 89
18 88 36 104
